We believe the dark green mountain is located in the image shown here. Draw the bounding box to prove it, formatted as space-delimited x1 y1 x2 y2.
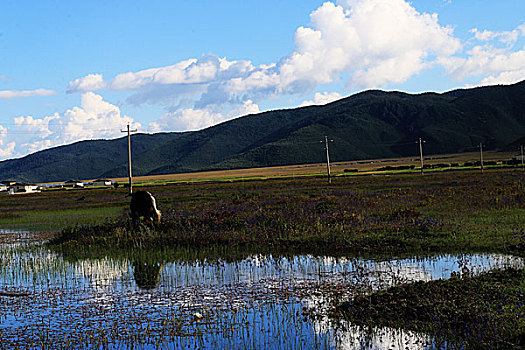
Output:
1 81 524 183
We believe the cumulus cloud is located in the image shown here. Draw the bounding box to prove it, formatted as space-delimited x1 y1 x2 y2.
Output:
299 92 342 107
67 73 106 93
0 89 56 99
2 92 140 159
114 57 233 90
59 92 140 142
67 0 460 115
478 69 525 86
271 0 460 91
440 23 525 86
59 0 523 138
0 125 16 158
470 25 525 44
149 100 260 132
0 141 16 158
14 115 56 139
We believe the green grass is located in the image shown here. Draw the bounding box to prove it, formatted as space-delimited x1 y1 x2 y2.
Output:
0 188 129 232
0 206 125 232
35 169 525 256
336 267 525 348
2 168 524 348
0 169 523 255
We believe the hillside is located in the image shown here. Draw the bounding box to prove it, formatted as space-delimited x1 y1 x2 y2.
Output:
1 81 524 183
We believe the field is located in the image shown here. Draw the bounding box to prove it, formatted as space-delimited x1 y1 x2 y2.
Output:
43 167 524 256
1 162 524 348
105 150 520 185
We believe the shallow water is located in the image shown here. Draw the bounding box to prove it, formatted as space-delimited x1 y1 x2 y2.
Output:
0 238 522 349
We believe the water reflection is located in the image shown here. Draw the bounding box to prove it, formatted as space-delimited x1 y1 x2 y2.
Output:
0 242 522 349
132 260 163 290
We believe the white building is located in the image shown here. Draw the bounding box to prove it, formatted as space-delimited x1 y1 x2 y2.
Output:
9 183 41 194
64 180 84 188
92 179 115 187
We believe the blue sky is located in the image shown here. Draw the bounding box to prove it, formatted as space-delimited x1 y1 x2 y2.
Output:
0 0 524 160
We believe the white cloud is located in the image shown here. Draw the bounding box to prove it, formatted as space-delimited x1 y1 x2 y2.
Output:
149 100 260 132
0 89 56 99
112 55 264 109
439 23 525 85
67 74 106 93
56 0 523 140
299 92 342 107
0 125 16 158
67 0 460 116
2 92 140 159
149 109 224 132
278 0 461 90
478 69 525 86
110 56 256 91
0 141 16 158
59 92 140 143
14 115 56 139
470 26 522 44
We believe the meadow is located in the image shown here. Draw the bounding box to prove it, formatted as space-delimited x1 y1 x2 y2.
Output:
1 165 524 348
43 168 525 256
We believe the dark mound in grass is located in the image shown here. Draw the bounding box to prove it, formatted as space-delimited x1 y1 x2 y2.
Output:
336 268 525 348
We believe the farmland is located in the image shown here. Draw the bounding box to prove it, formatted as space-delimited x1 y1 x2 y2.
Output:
107 150 520 184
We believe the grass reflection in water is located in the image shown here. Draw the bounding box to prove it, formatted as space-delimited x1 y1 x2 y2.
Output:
0 242 522 349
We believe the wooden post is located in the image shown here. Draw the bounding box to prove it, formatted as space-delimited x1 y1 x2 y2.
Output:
521 145 524 168
419 138 425 175
324 136 332 183
479 143 484 174
121 123 137 195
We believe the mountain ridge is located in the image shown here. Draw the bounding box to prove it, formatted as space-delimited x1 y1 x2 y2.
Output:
1 81 524 183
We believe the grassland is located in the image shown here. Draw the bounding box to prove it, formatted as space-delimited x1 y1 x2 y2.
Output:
1 165 521 255
105 150 520 185
2 162 525 348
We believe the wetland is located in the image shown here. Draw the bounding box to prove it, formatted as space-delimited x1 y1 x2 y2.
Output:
0 169 524 349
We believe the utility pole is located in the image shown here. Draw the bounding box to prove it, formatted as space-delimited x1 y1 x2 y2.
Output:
418 138 425 175
521 145 523 168
322 136 333 183
479 143 484 174
121 123 137 195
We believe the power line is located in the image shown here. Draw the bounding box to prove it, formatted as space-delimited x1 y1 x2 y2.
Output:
0 127 127 135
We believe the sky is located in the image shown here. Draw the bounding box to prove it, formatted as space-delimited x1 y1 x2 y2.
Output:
0 0 524 160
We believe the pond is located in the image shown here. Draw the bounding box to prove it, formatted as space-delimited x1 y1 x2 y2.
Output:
0 234 523 349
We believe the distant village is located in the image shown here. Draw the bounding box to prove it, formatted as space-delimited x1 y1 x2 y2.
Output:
0 179 117 195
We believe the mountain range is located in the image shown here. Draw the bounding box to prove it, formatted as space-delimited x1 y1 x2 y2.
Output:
1 80 524 183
